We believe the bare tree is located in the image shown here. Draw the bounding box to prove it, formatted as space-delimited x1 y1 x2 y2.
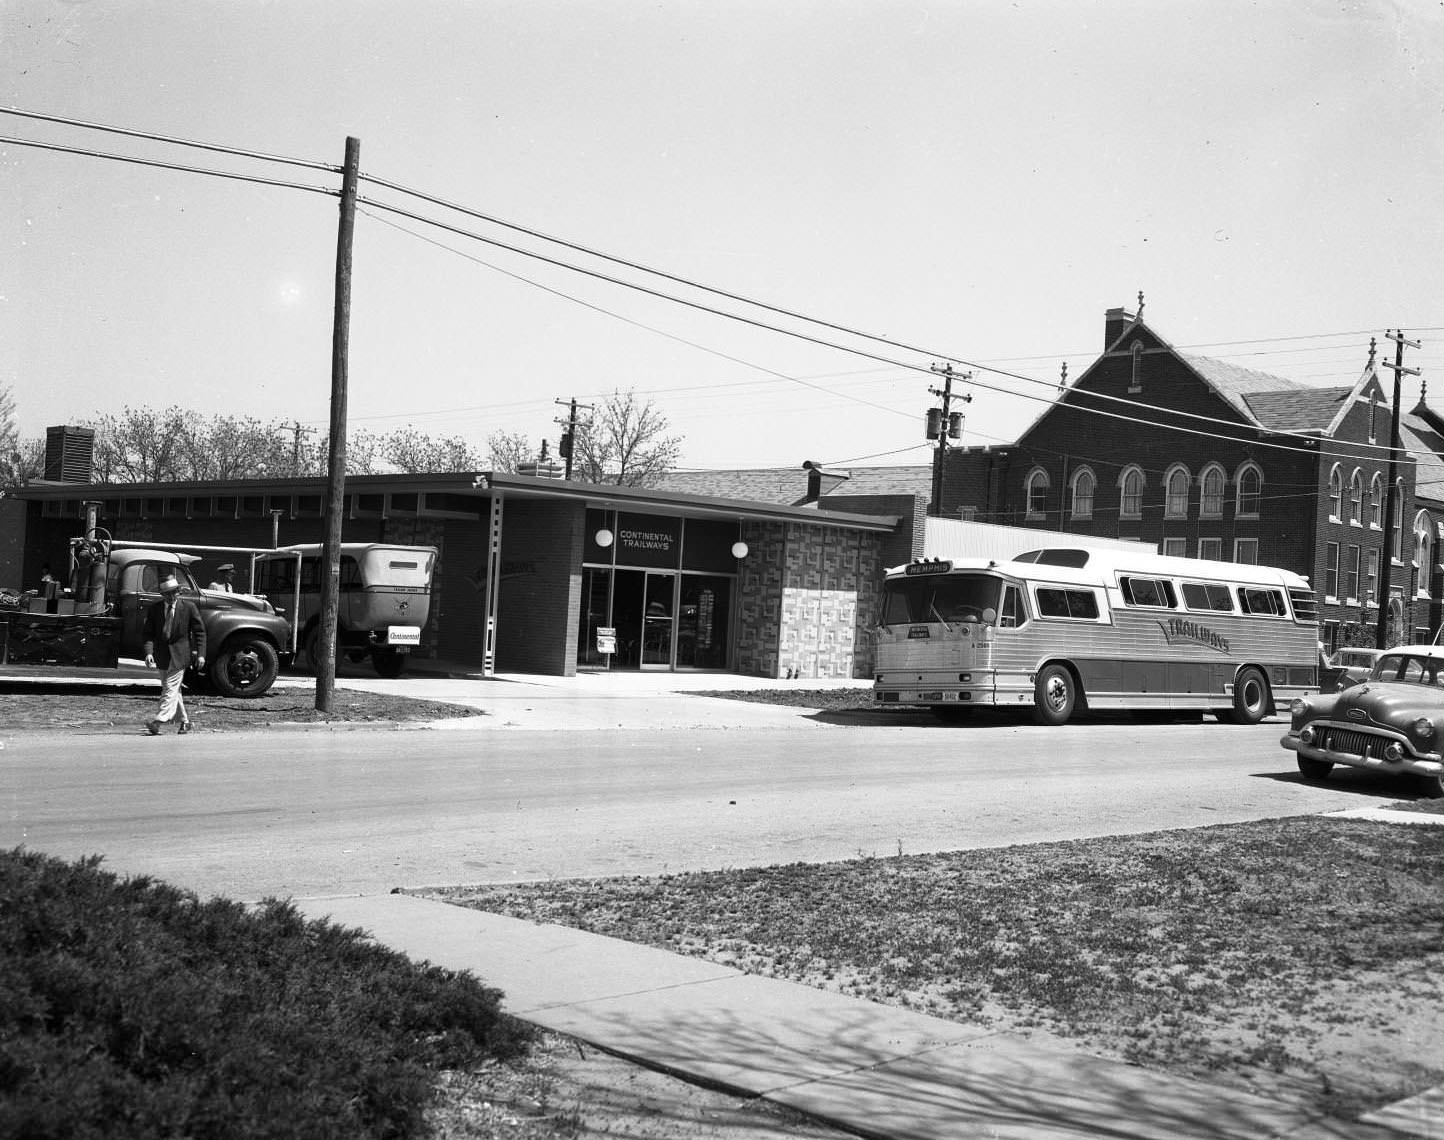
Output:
486 430 535 473
381 426 485 473
92 406 191 483
0 387 44 489
572 389 683 486
177 414 295 480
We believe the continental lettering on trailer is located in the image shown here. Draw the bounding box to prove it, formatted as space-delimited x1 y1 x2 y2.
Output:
1157 618 1230 655
904 561 953 576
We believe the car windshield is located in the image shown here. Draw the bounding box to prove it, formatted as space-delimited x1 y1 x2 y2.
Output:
1370 653 1444 686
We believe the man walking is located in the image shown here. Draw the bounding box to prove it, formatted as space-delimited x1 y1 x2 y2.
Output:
142 572 206 735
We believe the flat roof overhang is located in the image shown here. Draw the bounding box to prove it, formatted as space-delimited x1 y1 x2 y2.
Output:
12 472 900 533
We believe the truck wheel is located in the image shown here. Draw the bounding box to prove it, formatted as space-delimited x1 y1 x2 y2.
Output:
1033 664 1077 726
371 648 407 678
1220 666 1269 725
210 636 280 698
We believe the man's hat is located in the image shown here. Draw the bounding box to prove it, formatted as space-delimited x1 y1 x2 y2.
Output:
157 574 180 593
216 563 234 573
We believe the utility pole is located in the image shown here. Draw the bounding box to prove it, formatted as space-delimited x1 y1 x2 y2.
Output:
316 135 360 713
287 421 316 473
926 363 972 518
554 397 593 480
1375 329 1422 650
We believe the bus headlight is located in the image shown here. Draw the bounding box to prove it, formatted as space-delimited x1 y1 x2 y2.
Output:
1413 718 1435 740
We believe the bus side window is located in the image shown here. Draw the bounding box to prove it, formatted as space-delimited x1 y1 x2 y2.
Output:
1121 576 1176 609
1000 585 1025 628
1239 587 1285 616
1036 587 1100 620
1182 581 1233 612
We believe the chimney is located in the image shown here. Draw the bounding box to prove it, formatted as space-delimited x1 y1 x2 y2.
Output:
1104 307 1136 351
799 460 849 505
44 426 95 483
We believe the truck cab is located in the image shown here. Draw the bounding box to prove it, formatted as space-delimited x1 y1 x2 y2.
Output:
105 549 293 697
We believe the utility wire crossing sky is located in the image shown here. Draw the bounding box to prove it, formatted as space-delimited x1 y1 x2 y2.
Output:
3 1 1441 471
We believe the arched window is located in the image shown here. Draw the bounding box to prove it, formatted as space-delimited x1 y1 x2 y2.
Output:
1118 465 1145 519
1235 462 1262 518
1394 479 1405 560
1164 464 1191 519
1415 512 1433 598
1199 464 1225 519
1370 473 1383 528
1349 470 1364 525
1025 468 1050 519
1070 467 1095 520
1327 465 1343 520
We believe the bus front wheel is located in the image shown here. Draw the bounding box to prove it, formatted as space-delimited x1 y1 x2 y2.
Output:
1220 666 1270 725
1033 664 1077 726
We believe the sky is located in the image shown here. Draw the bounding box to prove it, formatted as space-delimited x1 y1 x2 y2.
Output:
3 0 1442 474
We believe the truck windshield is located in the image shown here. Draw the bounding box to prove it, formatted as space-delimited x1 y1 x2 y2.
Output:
882 574 1001 625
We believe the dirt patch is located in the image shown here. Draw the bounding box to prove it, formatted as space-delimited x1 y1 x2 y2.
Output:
431 817 1444 1125
428 1032 855 1139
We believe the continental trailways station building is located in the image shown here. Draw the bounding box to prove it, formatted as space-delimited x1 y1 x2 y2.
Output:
5 465 927 679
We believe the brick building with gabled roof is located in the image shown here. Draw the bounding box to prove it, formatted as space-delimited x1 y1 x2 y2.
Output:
945 305 1442 652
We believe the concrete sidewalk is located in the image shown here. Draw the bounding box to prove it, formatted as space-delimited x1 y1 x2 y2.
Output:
274 661 878 732
294 893 1410 1140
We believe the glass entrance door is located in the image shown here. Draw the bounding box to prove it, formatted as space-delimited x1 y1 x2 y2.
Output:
641 572 675 668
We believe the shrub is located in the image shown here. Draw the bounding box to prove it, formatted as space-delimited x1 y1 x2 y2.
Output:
0 849 528 1139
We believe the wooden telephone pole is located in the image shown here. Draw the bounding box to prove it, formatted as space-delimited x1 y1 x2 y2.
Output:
1375 329 1422 650
315 136 360 712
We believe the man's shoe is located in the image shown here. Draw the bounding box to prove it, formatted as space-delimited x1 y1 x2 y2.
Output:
178 722 192 735
145 721 162 736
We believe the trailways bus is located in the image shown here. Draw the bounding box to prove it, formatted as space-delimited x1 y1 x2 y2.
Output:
873 547 1319 725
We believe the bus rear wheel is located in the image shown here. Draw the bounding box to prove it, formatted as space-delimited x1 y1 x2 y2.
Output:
1033 664 1077 726
1220 666 1269 724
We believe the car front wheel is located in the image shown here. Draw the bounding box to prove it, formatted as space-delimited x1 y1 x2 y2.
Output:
1297 756 1333 782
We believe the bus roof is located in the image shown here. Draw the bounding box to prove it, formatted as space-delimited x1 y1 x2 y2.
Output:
886 546 1310 590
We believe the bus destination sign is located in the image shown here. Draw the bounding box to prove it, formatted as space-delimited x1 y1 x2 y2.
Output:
904 560 953 576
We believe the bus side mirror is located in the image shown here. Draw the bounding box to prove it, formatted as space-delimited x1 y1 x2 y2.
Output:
983 608 997 624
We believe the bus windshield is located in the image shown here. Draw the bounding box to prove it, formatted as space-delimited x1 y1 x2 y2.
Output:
882 573 1001 625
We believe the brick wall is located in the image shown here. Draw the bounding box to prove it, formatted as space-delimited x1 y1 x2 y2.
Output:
493 499 584 676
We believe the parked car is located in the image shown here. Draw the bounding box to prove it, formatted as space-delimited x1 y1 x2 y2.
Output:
1321 647 1382 693
1282 644 1444 797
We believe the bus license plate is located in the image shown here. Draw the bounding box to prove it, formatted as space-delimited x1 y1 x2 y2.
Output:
386 626 422 646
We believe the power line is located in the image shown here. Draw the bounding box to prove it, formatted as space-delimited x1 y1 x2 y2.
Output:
359 207 914 422
1 107 340 173
0 134 337 197
4 110 1433 472
357 194 1424 467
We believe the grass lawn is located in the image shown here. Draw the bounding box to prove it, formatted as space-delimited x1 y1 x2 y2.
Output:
433 816 1444 1124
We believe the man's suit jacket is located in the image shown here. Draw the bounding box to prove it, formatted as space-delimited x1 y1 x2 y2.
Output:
142 596 206 671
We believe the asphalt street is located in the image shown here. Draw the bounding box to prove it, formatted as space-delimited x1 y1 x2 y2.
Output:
0 712 1397 901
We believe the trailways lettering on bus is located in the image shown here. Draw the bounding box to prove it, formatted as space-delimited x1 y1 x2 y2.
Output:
1156 618 1230 655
